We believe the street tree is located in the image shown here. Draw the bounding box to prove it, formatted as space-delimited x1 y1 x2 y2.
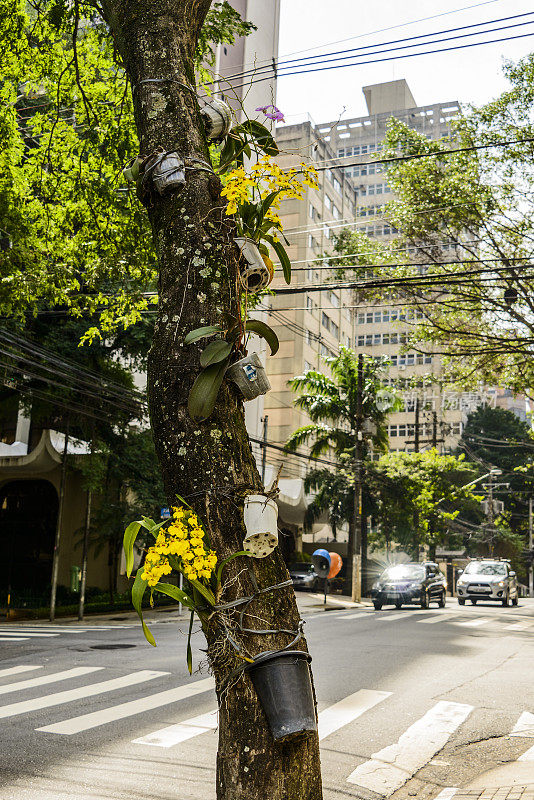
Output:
286 348 398 583
2 2 324 798
329 53 534 396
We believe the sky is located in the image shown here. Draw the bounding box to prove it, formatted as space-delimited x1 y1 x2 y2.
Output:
274 0 534 124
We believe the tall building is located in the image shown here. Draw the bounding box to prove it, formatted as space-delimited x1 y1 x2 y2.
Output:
266 80 500 465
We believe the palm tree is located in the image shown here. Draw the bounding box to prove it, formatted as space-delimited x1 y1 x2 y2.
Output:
285 348 398 586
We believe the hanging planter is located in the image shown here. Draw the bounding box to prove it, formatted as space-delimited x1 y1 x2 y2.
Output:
200 98 232 142
246 650 317 742
226 352 271 401
242 494 278 558
234 237 273 293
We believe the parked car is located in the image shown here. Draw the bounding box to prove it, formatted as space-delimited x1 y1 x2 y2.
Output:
456 559 518 607
289 562 319 591
371 562 447 610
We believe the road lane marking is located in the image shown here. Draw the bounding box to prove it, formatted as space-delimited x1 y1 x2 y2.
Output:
434 789 458 799
132 709 218 747
318 689 392 741
0 666 42 679
0 637 29 641
512 711 534 738
418 614 456 624
37 676 214 734
506 621 533 631
0 631 59 642
375 613 407 622
519 743 534 761
346 700 473 794
0 669 168 720
0 667 103 696
342 612 374 620
453 618 489 627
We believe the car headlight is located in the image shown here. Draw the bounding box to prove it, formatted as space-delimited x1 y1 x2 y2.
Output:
408 582 421 588
496 581 505 588
457 578 467 584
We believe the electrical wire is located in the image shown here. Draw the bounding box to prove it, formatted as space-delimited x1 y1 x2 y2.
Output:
220 13 534 83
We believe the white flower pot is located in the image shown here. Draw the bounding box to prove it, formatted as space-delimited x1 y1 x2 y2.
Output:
234 237 273 293
243 494 278 558
226 352 271 400
201 98 232 141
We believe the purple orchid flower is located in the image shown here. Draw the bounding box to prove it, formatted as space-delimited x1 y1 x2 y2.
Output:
255 105 285 123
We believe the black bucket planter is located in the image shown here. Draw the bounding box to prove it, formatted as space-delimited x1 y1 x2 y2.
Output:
246 650 317 742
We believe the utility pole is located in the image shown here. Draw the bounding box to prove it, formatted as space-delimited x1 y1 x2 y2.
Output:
529 496 533 598
487 468 495 556
432 411 438 449
261 414 268 485
414 398 420 453
352 354 364 603
78 427 94 622
50 417 70 622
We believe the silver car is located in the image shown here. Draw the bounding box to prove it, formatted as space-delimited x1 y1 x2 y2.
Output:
456 559 518 607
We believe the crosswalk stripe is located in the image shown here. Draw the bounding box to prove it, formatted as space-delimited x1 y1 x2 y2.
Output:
512 711 534 738
0 631 59 642
0 666 42 679
453 618 489 627
318 689 392 741
0 667 103 696
341 612 372 620
434 789 458 799
132 709 218 747
0 637 29 641
418 614 456 624
0 669 168 720
376 613 406 622
36 676 214 735
346 700 473 794
519 743 534 761
507 621 533 631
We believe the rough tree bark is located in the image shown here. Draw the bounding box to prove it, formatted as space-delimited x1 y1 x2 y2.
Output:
99 2 323 798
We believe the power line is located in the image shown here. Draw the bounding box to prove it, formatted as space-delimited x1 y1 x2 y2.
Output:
221 13 534 83
213 29 534 94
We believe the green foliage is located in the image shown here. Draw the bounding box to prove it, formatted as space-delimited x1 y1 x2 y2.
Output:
369 450 482 557
196 2 256 86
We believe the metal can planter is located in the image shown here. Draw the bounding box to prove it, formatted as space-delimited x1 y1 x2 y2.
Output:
242 494 278 558
246 651 317 742
201 98 232 141
226 352 271 401
234 237 273 293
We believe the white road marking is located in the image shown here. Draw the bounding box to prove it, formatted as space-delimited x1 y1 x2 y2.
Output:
434 789 458 799
507 621 533 631
0 632 59 638
342 612 373 620
0 669 167 720
36 676 214 735
519 743 534 761
376 613 407 622
0 667 103 696
132 709 218 747
453 618 489 627
346 700 473 795
318 689 392 741
512 711 534 738
0 666 42 679
0 637 29 641
418 614 456 624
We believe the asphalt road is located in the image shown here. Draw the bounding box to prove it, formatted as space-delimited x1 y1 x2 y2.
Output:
0 595 532 800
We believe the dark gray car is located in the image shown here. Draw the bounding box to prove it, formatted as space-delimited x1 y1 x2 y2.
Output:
289 562 319 591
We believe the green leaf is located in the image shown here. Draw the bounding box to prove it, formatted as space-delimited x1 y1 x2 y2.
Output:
154 582 195 610
188 358 230 421
184 326 221 345
123 521 141 578
186 610 195 675
237 120 279 155
258 190 280 224
131 569 156 647
245 319 279 355
270 238 292 284
200 339 233 368
189 577 216 606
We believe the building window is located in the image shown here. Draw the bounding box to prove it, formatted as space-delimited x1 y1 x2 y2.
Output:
328 291 339 308
322 312 330 330
304 360 313 373
357 335 364 346
389 425 398 437
333 205 341 219
333 177 342 195
306 330 314 345
306 296 313 311
325 195 333 212
331 320 339 338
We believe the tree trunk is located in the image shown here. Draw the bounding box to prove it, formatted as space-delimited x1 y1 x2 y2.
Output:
99 2 323 798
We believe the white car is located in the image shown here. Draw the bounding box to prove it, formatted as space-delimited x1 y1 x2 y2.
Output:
456 559 518 607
